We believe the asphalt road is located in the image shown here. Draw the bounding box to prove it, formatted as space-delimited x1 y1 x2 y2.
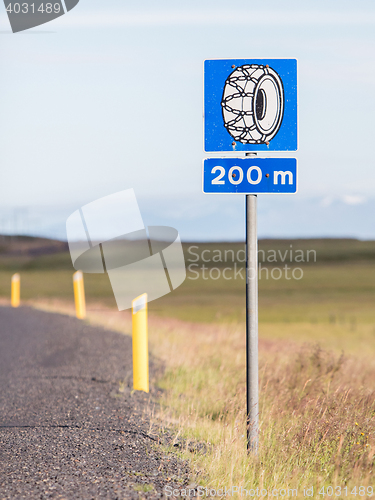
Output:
0 306 190 499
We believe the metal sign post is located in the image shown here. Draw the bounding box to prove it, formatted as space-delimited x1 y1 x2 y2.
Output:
246 194 259 453
203 58 298 454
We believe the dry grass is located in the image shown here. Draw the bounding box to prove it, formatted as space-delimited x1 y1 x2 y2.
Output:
21 298 375 495
147 319 375 493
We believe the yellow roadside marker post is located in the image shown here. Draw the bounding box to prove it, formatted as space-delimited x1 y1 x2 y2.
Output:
132 293 149 393
11 273 20 308
73 270 86 319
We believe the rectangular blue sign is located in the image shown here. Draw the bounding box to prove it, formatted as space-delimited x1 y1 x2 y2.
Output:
204 59 298 152
203 158 298 194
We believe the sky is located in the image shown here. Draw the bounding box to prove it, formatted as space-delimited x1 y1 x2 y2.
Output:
0 0 375 241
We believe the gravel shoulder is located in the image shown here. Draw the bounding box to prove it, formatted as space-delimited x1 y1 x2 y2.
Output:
0 306 190 499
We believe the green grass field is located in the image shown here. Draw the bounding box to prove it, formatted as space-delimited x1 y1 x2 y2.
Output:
1 237 374 333
1 236 375 355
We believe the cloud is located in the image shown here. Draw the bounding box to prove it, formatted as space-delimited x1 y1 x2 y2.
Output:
320 196 334 208
341 195 367 206
320 195 368 207
48 9 375 29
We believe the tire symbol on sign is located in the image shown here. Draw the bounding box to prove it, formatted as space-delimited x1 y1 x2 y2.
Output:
221 64 284 145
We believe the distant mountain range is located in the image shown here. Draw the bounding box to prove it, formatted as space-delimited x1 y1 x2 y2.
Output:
0 195 373 242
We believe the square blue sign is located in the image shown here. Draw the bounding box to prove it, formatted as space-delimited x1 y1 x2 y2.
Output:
204 59 298 152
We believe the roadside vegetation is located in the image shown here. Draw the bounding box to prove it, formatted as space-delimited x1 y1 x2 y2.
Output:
0 236 374 495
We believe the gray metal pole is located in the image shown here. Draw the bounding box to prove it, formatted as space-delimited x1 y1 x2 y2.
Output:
246 194 259 453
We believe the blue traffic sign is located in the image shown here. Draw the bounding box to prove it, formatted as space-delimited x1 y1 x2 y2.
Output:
204 59 298 152
203 158 298 194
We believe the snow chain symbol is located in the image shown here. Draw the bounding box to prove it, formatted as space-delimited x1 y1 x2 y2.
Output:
221 64 284 145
